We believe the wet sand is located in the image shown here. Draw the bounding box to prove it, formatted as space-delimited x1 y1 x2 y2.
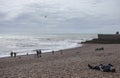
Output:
0 44 120 78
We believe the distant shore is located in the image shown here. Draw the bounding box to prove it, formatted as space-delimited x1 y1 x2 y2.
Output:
0 44 120 78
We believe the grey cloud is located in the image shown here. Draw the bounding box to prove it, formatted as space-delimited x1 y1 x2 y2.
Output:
0 0 120 34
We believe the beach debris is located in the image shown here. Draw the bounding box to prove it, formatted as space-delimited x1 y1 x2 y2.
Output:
95 47 104 51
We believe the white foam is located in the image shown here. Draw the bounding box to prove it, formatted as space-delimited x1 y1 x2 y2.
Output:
0 34 97 57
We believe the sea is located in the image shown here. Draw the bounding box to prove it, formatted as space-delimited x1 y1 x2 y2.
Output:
0 33 97 57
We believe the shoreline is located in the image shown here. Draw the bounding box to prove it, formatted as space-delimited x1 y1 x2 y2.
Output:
0 42 82 58
0 43 120 78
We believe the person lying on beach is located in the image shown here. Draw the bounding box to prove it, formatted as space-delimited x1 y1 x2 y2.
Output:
88 64 116 72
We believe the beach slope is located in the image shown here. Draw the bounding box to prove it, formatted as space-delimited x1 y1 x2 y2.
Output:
0 44 120 78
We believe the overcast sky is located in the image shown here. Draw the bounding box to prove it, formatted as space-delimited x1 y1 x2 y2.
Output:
0 0 120 34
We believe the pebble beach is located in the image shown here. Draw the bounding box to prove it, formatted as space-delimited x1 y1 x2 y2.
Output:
0 44 120 78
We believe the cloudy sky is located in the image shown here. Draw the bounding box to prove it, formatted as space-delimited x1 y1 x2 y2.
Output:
0 0 120 34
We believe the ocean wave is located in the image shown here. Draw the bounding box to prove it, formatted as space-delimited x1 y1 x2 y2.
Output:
0 34 97 57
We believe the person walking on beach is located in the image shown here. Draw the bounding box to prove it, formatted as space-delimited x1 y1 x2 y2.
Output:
36 50 42 57
36 50 39 57
39 50 42 57
52 50 54 55
10 51 13 57
13 52 16 57
26 53 28 56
